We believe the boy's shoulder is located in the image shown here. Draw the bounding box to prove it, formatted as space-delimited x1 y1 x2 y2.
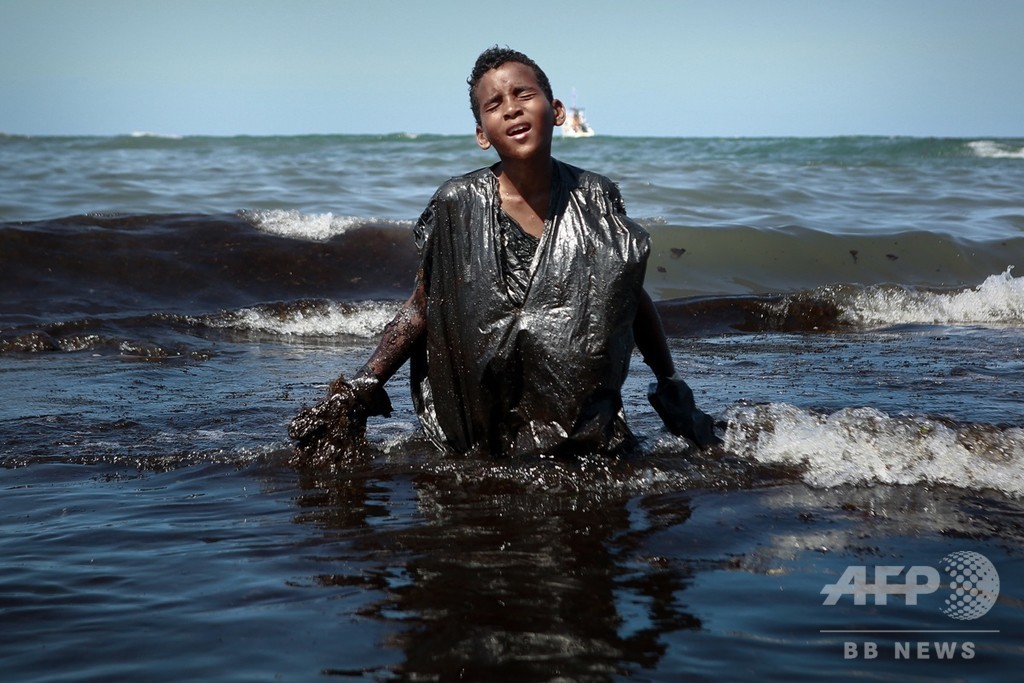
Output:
431 160 617 199
425 162 618 211
431 166 494 203
554 160 617 193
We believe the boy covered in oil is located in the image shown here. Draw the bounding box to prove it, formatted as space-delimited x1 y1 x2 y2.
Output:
290 46 719 462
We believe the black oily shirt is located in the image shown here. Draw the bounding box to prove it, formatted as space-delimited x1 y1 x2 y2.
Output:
497 210 540 306
411 160 651 457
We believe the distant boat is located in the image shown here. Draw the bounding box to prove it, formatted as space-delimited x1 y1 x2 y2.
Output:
561 90 595 138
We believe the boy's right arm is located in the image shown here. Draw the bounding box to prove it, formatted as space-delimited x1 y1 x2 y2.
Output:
338 277 428 414
342 187 437 417
288 280 427 457
290 205 432 457
356 278 427 384
323 278 428 421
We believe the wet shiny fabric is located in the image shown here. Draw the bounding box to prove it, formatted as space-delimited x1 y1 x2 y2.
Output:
497 209 540 307
410 160 650 457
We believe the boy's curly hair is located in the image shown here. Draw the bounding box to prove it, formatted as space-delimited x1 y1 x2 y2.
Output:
467 46 554 125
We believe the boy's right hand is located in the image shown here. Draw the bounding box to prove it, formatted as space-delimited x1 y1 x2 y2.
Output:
289 372 392 466
333 372 392 419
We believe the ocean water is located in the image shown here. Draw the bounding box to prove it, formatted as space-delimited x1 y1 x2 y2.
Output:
2 132 1024 682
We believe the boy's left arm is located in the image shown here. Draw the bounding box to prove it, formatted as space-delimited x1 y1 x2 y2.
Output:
633 289 676 380
634 290 723 449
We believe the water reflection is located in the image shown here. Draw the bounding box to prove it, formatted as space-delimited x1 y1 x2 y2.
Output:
294 452 703 681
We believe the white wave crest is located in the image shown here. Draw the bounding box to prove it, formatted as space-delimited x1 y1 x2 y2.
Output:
128 131 183 140
968 140 1024 159
202 301 399 337
241 209 367 241
842 267 1024 326
724 402 1024 496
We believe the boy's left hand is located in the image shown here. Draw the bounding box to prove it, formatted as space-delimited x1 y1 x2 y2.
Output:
648 377 723 449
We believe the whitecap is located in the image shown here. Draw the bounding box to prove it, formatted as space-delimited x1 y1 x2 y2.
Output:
127 131 184 140
967 140 1024 159
842 267 1024 326
200 300 399 338
724 402 1024 496
241 208 367 241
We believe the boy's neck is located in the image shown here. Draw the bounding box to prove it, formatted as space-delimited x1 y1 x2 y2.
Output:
495 156 553 205
494 156 554 238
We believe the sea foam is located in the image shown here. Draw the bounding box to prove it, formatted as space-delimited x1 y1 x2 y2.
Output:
968 140 1024 159
841 268 1024 326
725 402 1024 496
241 209 369 241
200 300 398 337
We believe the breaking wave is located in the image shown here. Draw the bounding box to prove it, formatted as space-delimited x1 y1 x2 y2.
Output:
724 402 1024 496
968 140 1024 159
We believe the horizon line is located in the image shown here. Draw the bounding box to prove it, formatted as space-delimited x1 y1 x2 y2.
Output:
4 131 1022 141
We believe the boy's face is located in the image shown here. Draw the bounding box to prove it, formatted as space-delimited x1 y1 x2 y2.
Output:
474 61 565 161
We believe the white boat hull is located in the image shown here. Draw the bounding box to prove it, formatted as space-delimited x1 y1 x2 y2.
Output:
561 124 596 138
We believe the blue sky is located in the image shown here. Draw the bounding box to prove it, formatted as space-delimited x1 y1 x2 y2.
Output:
2 0 1022 137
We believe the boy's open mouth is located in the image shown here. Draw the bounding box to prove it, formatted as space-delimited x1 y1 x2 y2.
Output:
507 124 531 137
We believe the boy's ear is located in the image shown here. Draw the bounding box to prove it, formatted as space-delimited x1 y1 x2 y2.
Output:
552 98 566 127
475 124 491 151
